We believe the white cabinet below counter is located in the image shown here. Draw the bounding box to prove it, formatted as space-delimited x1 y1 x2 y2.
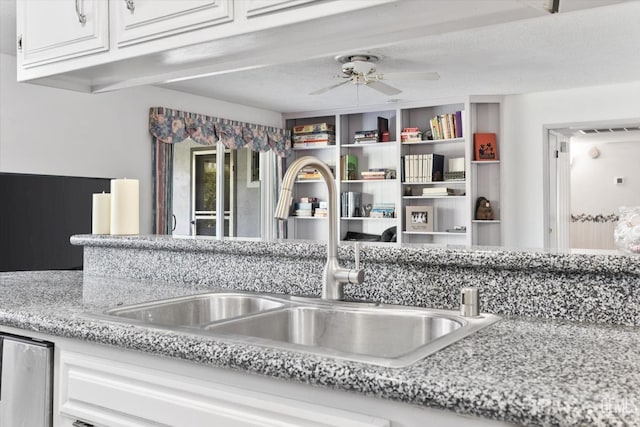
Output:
53 342 511 427
59 350 390 427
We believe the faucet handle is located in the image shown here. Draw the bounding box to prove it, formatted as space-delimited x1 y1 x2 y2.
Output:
347 242 364 285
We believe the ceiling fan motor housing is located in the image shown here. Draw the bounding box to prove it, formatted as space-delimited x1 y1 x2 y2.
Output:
342 61 377 77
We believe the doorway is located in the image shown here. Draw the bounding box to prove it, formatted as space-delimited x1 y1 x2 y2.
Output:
545 121 640 251
191 148 233 237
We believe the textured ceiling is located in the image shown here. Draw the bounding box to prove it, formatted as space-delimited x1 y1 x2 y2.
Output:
159 1 640 113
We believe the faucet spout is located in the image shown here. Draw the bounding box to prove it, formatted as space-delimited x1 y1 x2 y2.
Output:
275 156 364 300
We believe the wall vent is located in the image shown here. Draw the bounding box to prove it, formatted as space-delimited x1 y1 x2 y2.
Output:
578 126 640 135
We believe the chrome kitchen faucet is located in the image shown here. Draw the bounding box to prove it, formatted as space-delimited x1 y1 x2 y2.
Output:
275 156 365 300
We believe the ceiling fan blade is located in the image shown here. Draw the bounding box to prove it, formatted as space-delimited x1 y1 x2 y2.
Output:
379 71 440 81
309 79 351 95
366 80 402 96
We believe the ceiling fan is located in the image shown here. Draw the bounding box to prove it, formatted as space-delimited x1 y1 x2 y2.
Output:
310 54 440 96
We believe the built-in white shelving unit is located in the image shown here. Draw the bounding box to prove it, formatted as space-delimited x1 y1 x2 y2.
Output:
282 96 503 247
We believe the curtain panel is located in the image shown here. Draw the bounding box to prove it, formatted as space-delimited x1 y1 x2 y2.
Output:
148 107 291 235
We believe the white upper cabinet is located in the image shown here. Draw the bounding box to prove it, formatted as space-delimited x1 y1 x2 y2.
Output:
114 0 233 48
17 0 109 68
244 0 319 18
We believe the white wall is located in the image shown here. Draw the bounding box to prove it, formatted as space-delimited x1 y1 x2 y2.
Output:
502 81 640 249
0 53 281 234
570 133 640 215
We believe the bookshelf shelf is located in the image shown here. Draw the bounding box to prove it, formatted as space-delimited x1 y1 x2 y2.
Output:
472 220 501 223
291 216 327 220
341 141 397 148
402 195 466 200
403 180 466 185
341 179 398 184
292 145 336 151
471 160 500 165
340 217 397 221
401 137 465 146
402 231 467 236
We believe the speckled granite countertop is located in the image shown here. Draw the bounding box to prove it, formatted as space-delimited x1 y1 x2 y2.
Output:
1 270 638 426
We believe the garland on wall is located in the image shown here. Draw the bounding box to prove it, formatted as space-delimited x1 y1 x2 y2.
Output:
571 213 619 223
148 107 291 235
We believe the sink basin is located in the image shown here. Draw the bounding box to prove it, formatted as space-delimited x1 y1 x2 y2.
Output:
99 292 285 327
88 291 499 367
207 306 464 360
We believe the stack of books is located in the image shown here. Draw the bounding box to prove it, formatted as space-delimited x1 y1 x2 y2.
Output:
401 153 445 182
422 187 455 196
400 127 422 143
293 197 320 217
370 203 395 218
296 166 321 180
314 201 328 217
296 166 334 181
292 123 335 148
353 130 379 144
360 169 386 180
360 168 396 180
429 111 463 140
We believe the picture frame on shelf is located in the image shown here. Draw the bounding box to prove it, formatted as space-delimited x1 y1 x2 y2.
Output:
405 205 434 232
473 133 498 161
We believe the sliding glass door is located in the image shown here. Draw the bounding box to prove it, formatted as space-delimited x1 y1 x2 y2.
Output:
192 149 233 236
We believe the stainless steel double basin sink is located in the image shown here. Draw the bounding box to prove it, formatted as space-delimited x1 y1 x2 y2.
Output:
89 292 500 367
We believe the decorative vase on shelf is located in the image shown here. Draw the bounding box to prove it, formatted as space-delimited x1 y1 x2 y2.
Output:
614 206 640 255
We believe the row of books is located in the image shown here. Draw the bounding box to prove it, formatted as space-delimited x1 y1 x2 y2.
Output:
401 154 445 183
292 122 335 148
429 111 463 140
340 154 358 181
341 192 361 218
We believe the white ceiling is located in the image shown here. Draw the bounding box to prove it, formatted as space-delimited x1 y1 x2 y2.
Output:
2 0 640 115
160 0 640 113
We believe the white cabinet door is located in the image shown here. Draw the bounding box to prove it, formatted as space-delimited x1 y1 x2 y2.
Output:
114 0 233 47
18 0 109 68
59 351 390 427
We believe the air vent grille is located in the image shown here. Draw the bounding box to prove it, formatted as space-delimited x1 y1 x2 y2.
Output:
578 126 640 135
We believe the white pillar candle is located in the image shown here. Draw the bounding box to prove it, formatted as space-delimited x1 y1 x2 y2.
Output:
92 192 111 234
110 178 139 235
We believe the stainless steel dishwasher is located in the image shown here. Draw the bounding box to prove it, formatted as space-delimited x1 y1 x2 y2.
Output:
0 333 54 427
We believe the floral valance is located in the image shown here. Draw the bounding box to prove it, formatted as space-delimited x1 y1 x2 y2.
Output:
149 107 291 157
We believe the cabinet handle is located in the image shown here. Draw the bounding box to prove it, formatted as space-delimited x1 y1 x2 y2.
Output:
125 0 135 12
75 0 87 24
72 421 94 427
17 35 22 51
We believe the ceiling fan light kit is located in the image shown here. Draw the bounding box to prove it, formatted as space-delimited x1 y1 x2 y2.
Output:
309 53 440 96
